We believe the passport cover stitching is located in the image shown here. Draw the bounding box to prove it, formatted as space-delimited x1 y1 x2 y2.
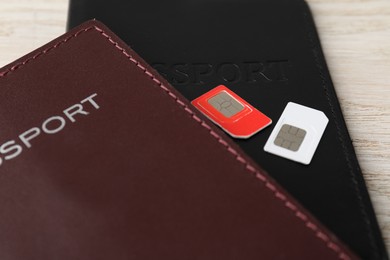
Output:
0 25 352 260
301 6 377 255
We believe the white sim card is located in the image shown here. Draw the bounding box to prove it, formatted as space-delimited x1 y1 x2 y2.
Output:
264 102 328 165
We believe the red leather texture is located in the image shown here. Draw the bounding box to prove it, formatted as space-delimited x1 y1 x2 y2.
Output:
0 20 358 260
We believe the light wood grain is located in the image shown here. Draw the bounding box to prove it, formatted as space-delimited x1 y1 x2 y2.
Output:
0 0 389 254
308 0 390 253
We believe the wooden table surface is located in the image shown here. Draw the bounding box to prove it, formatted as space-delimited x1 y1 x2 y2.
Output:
0 0 389 254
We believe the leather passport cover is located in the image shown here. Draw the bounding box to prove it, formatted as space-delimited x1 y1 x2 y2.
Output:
67 1 388 259
0 20 357 259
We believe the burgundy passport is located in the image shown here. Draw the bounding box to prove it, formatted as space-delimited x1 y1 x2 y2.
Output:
0 20 358 259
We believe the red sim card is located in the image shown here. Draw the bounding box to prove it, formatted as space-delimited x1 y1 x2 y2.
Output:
191 85 272 139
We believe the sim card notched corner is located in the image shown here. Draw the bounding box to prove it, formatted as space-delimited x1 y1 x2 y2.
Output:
191 85 272 139
264 102 329 165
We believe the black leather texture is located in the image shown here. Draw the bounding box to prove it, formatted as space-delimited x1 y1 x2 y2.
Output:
67 0 388 259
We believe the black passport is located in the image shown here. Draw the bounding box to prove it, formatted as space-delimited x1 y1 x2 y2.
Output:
67 0 388 259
